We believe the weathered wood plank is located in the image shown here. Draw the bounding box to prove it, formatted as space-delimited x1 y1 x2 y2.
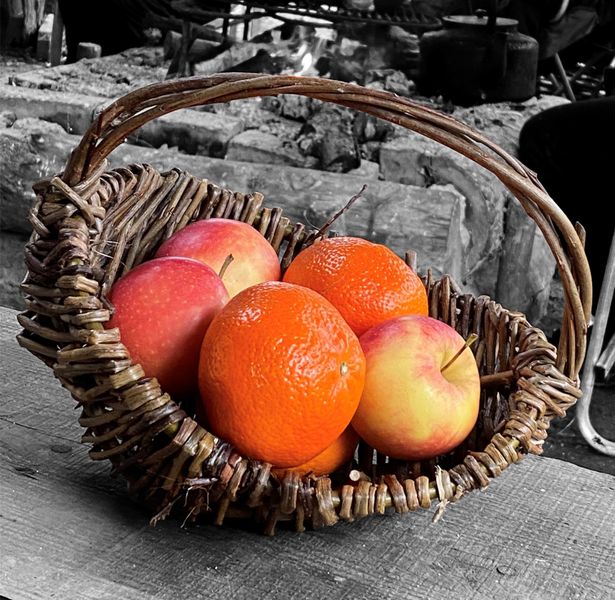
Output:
2 306 615 599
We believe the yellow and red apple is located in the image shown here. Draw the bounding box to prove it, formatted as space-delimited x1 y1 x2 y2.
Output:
155 218 281 298
105 256 229 399
352 315 480 461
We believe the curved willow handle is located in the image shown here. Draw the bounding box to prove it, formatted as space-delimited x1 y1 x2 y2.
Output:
61 73 591 380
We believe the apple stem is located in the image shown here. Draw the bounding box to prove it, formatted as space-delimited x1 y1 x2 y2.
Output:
218 254 234 279
441 333 479 373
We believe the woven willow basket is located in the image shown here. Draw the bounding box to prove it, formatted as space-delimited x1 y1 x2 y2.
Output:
16 74 592 535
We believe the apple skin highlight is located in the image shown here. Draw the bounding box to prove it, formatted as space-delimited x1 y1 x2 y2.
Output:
155 218 281 298
352 315 481 461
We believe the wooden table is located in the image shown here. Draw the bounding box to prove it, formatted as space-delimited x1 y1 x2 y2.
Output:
1 305 614 600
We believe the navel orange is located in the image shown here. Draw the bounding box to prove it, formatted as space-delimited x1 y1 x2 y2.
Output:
198 281 366 468
282 236 429 336
272 426 360 479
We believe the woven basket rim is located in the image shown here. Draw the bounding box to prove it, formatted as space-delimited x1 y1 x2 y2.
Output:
16 74 591 534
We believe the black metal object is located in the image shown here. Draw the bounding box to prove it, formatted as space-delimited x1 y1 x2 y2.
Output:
418 7 539 105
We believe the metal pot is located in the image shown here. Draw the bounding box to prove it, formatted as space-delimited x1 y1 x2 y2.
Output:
418 9 539 105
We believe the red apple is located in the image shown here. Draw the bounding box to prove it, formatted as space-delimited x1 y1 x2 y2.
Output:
155 218 281 298
105 256 229 399
351 315 480 461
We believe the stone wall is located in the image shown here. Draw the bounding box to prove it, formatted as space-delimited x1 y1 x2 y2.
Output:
0 62 571 335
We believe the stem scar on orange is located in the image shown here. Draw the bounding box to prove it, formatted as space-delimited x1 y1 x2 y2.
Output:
282 236 428 337
197 281 366 468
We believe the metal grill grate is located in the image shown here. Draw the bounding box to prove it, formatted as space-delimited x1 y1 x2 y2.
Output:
170 0 442 33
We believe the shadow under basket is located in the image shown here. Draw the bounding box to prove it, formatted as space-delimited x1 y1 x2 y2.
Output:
16 74 592 536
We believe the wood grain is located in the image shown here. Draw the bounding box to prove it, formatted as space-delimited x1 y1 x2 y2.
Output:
1 306 614 600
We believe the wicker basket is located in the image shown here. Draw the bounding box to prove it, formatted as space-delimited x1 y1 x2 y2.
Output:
16 74 592 535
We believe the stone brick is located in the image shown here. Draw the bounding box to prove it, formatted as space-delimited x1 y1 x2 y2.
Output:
0 84 103 135
0 118 70 234
0 231 28 311
133 109 244 158
0 84 244 157
497 199 556 325
452 95 570 157
379 132 505 298
347 159 380 180
378 103 562 321
225 129 318 169
7 47 169 96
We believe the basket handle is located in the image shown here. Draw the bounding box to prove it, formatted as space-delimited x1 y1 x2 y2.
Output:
60 73 591 380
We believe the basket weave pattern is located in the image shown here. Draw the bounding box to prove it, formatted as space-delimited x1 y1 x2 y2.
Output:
16 74 591 534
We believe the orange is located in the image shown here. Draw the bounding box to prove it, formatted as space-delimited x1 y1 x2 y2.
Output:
198 281 366 468
283 236 429 337
272 426 359 478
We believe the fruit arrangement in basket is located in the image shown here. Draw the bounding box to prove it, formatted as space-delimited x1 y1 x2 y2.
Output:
16 74 590 536
105 215 482 478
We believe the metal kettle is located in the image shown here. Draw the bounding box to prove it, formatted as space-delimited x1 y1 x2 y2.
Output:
418 1 539 105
